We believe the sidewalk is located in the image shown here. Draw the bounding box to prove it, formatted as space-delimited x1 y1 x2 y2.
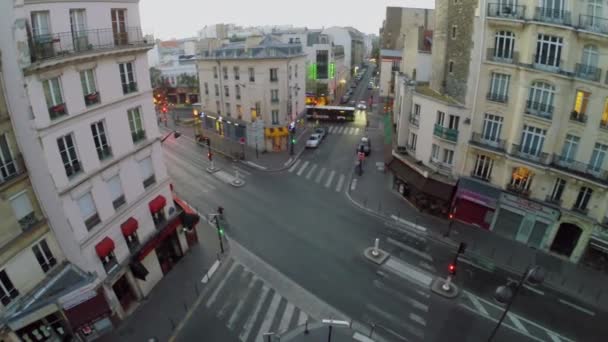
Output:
162 115 309 172
346 117 608 313
99 215 226 342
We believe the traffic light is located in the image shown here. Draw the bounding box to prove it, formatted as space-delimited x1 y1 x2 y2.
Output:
448 263 456 276
162 106 168 113
291 137 296 144
207 152 213 161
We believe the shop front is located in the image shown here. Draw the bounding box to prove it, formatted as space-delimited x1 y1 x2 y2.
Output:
60 290 113 341
580 228 608 275
451 177 502 229
202 114 247 141
264 126 288 152
491 193 560 249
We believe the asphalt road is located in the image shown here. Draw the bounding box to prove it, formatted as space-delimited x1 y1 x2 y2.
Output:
158 66 595 342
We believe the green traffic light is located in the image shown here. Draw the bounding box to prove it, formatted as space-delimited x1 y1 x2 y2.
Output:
219 228 224 235
291 139 296 144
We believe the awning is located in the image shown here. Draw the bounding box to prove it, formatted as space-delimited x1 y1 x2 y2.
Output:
454 177 502 208
94 237 115 258
63 293 111 330
388 158 454 201
149 195 166 213
130 260 149 281
137 215 182 261
174 196 200 229
121 217 138 236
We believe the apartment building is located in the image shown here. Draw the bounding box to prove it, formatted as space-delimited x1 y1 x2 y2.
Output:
0 0 200 338
322 27 365 73
197 35 306 152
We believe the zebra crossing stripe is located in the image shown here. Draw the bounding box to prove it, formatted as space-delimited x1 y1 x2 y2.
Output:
339 126 346 134
325 170 335 188
315 168 326 183
296 161 309 176
507 313 529 335
348 127 355 135
256 294 282 342
227 276 257 329
305 164 317 179
278 303 296 333
206 261 238 308
329 126 336 133
297 311 308 326
466 292 489 316
336 174 345 192
288 159 301 173
354 128 360 135
239 286 271 341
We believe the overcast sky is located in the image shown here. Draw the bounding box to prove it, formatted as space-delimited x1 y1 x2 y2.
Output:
140 0 434 40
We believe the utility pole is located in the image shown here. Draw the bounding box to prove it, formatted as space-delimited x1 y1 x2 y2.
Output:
214 215 225 253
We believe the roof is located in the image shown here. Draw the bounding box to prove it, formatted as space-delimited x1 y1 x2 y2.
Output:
200 34 306 60
380 49 402 58
415 84 462 106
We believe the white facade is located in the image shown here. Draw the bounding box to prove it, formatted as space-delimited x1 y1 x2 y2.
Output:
322 27 354 70
379 54 401 98
157 57 197 87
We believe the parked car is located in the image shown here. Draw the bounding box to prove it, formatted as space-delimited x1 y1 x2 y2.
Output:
357 136 371 156
348 100 356 107
368 82 374 90
340 95 350 104
357 101 367 110
306 134 322 148
314 127 327 140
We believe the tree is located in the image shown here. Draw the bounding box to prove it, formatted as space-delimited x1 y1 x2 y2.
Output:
149 67 162 88
177 73 199 89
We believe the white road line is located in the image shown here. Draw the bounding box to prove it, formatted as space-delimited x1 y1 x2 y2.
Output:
278 302 295 333
558 298 596 316
366 303 424 339
547 332 564 342
283 157 293 166
507 313 529 335
297 311 308 326
315 168 326 183
324 170 336 188
296 161 309 176
409 313 426 327
239 286 270 341
372 279 428 312
227 276 258 329
335 174 345 192
354 128 360 135
206 262 239 308
350 178 358 191
337 126 345 134
305 164 318 179
349 127 356 135
507 277 545 296
466 292 490 317
329 126 336 133
201 260 220 283
288 159 301 173
244 161 267 170
234 166 251 176
386 237 434 262
256 294 282 342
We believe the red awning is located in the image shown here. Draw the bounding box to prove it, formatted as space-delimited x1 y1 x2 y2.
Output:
149 195 166 213
63 293 111 329
94 237 115 258
137 216 182 261
121 217 139 236
174 195 200 227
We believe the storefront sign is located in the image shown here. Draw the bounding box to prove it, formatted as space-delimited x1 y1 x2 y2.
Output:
456 189 497 208
500 193 559 218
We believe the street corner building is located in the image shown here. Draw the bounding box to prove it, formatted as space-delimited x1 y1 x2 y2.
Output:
196 35 307 153
0 0 201 340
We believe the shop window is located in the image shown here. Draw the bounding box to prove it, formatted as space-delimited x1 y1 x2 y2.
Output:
574 186 593 213
509 167 533 195
101 252 118 273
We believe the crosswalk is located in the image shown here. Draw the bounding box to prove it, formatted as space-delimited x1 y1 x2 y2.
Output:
288 159 349 193
324 125 362 135
201 258 312 342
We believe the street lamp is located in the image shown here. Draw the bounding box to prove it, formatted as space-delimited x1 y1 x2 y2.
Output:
488 266 545 341
160 130 181 143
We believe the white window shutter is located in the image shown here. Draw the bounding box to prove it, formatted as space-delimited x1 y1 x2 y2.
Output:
10 192 33 220
108 175 123 199
78 193 95 219
139 157 153 179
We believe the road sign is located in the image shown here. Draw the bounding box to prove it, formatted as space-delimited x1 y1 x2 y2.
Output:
239 137 245 145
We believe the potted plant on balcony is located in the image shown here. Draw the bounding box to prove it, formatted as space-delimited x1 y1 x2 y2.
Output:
85 91 100 105
49 103 67 119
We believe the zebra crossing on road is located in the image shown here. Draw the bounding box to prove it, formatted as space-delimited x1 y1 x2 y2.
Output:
288 159 349 193
326 125 361 135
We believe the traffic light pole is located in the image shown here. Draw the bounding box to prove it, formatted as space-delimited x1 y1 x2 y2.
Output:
214 215 225 254
289 131 294 156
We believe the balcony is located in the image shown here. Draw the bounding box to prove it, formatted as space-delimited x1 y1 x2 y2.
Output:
510 144 550 165
572 205 589 215
408 114 419 127
551 154 608 184
429 158 452 174
122 82 138 95
49 103 67 120
1 154 26 186
84 213 101 231
574 63 602 82
569 110 587 124
84 91 101 106
132 130 146 143
470 132 507 152
534 7 572 26
506 183 531 197
531 55 564 74
578 15 608 35
29 27 151 64
487 3 526 20
18 212 39 231
143 175 156 189
486 48 519 64
96 146 112 161
525 100 553 120
545 195 562 206
271 98 279 104
470 170 491 182
65 161 82 179
486 92 508 103
433 124 458 143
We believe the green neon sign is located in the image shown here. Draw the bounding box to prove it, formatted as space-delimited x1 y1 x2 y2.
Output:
308 63 317 80
329 63 335 78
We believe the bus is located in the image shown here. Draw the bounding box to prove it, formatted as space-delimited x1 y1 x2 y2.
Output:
305 105 356 122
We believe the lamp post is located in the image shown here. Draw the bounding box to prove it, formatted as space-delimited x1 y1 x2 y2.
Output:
488 266 545 341
160 130 181 143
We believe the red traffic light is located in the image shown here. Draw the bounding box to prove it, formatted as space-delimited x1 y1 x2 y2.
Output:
448 263 456 275
448 213 454 220
207 152 213 161
162 107 168 113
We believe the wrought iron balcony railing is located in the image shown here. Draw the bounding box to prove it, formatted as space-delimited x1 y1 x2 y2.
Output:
486 92 508 103
486 48 519 64
534 7 572 26
487 3 526 20
510 144 550 165
470 132 506 152
551 154 608 184
579 15 608 35
433 124 458 142
569 111 587 124
574 63 602 82
525 100 553 119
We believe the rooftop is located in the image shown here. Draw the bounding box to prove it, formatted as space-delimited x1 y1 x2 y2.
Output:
200 35 305 60
414 84 461 106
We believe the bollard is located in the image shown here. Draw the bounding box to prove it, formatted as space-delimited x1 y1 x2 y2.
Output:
369 323 375 338
304 319 309 334
372 238 380 257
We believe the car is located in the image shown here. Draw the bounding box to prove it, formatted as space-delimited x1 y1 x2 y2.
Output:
348 100 356 107
340 95 350 104
368 82 374 90
356 136 371 156
314 127 327 140
356 101 367 110
306 134 322 148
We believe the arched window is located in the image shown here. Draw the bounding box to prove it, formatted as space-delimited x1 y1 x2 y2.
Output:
527 81 555 117
494 31 515 59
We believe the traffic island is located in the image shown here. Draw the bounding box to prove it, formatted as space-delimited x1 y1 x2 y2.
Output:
363 247 389 265
206 165 220 173
230 178 245 187
430 277 460 299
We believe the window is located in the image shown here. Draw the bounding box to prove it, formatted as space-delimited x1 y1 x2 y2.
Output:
222 66 228 80
581 45 599 70
448 61 454 73
204 82 209 95
101 251 118 273
0 134 17 181
57 134 81 178
409 133 417 151
572 90 591 116
111 8 127 45
494 31 515 59
272 110 279 124
473 155 494 180
539 0 566 20
119 62 137 94
574 186 593 212
289 65 292 80
33 239 56 273
234 66 240 80
431 144 440 161
601 98 608 128
31 11 50 38
270 68 278 82
451 26 457 39
108 175 125 210
436 111 445 126
520 125 546 156
414 104 421 116
80 69 99 106
549 178 566 203
224 85 230 97
216 100 221 114
534 34 563 68
152 209 166 226
128 107 145 143
295 64 298 78
510 167 533 193
271 89 279 103
78 192 100 230
225 103 231 117
560 135 580 162
448 115 460 130
443 149 454 165
91 121 111 160
43 77 67 119
527 81 555 117
213 66 218 79
482 114 503 142
249 67 255 82
236 105 243 119
589 143 608 172
214 84 219 96
488 73 510 102
236 85 241 100
0 270 19 306
139 157 155 188
10 191 36 230
125 230 139 253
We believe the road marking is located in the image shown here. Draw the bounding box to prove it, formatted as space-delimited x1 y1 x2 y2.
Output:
244 161 267 170
329 126 336 133
349 127 356 135
324 170 335 188
354 128 360 135
383 258 433 287
284 158 293 166
465 292 490 316
409 313 426 326
507 277 545 296
227 276 258 329
335 174 345 192
278 303 295 333
305 164 317 180
366 303 424 339
321 319 349 327
558 298 596 316
206 261 238 308
337 126 345 134
386 237 434 262
288 159 301 173
507 313 528 335
296 161 309 176
547 332 564 342
239 286 271 341
350 178 358 191
315 168 326 183
297 311 308 326
234 166 251 176
353 332 374 342
256 294 282 342
372 279 428 312
201 260 220 283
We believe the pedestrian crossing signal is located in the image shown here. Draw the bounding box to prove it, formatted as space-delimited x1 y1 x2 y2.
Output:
218 227 224 235
448 263 456 275
291 138 296 144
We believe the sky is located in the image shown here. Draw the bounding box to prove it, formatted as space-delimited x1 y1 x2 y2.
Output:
140 0 434 40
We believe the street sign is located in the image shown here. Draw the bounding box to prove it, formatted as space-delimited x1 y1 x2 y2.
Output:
239 137 245 145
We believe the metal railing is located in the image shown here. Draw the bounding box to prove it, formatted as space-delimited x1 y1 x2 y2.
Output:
143 175 156 189
84 91 101 106
569 111 587 124
574 63 602 82
18 212 39 231
132 130 146 143
470 132 507 152
486 48 519 64
96 145 112 161
30 27 151 63
122 81 138 95
487 3 526 20
433 124 458 142
531 54 564 74
486 92 508 103
1 154 26 185
510 144 550 165
49 102 68 120
506 183 531 197
534 7 572 26
551 154 608 184
525 100 553 119
545 195 562 206
579 15 608 35
429 158 452 174
470 170 491 182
